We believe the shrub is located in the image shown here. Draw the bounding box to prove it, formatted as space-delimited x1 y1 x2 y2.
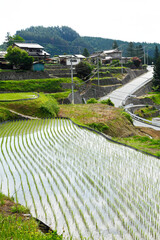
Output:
100 98 114 106
40 98 59 117
87 98 98 104
75 61 93 80
5 46 34 70
11 204 29 214
131 57 141 68
87 122 109 132
122 112 133 124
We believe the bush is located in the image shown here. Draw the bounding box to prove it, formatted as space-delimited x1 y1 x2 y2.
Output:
100 98 114 106
5 46 34 70
75 61 93 80
87 98 98 104
131 57 141 68
122 112 133 124
40 98 59 117
87 122 109 132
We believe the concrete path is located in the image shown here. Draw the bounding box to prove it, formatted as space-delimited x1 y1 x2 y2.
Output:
99 66 154 107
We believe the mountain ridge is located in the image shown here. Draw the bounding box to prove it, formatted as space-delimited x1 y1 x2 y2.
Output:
1 25 160 62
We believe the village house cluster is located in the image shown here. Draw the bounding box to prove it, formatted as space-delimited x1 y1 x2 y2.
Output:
0 42 131 70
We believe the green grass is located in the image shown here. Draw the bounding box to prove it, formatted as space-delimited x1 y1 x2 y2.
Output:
0 93 59 119
147 92 160 105
11 204 30 214
0 92 37 101
0 213 63 240
0 77 81 93
0 107 20 122
48 90 72 100
114 136 160 157
0 192 63 239
134 106 158 119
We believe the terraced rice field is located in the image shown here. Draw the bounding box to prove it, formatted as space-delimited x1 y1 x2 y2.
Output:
0 118 160 240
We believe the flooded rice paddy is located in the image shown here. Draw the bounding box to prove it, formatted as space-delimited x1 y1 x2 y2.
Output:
0 118 160 240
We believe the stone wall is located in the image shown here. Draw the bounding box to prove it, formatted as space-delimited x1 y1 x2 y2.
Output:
81 84 121 100
122 69 147 85
0 71 50 80
91 78 120 85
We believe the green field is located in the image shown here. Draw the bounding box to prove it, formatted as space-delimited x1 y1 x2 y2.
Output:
0 92 38 101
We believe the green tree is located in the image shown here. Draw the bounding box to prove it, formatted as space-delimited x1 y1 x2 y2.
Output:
127 42 135 57
112 40 118 49
154 45 159 64
82 48 89 57
131 57 141 68
5 33 25 47
5 46 34 70
75 61 93 80
153 56 160 91
135 45 144 60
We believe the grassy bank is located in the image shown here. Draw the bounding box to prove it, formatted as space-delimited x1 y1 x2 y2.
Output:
0 77 81 93
0 192 62 240
147 91 160 104
58 103 160 157
58 103 141 137
0 92 38 101
0 93 59 119
114 136 160 157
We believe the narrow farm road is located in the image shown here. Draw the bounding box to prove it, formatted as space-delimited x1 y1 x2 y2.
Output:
99 66 154 107
9 109 40 120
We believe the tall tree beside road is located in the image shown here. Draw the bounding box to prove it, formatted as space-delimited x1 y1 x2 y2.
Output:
154 45 159 64
127 42 135 57
153 56 160 91
135 44 144 60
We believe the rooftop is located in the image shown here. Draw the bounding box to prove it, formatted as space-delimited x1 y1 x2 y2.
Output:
14 43 44 49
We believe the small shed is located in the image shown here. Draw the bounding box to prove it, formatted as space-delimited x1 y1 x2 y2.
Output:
32 62 44 71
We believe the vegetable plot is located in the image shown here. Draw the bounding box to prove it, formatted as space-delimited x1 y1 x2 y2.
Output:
0 118 160 240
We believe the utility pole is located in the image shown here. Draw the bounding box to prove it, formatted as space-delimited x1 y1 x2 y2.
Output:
70 56 74 104
97 57 100 86
144 46 146 65
121 51 123 74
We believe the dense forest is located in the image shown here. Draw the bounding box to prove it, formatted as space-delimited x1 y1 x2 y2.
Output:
1 25 160 63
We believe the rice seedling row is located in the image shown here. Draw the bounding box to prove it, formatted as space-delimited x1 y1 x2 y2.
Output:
0 118 160 239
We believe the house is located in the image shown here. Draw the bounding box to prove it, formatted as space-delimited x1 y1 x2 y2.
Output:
13 43 50 60
0 51 7 61
59 54 86 65
89 49 130 64
0 51 8 68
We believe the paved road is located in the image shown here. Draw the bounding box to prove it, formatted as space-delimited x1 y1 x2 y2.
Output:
99 66 153 107
133 119 160 130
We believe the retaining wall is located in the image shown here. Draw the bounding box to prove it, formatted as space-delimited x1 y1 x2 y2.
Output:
81 84 121 100
0 71 50 80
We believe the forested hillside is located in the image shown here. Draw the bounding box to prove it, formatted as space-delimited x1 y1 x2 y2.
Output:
1 25 160 62
16 26 93 55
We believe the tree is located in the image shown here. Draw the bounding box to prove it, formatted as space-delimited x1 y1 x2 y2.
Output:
5 46 34 70
135 45 144 60
82 48 89 57
131 57 141 68
153 56 160 91
127 42 135 57
75 61 93 80
112 40 118 49
5 33 25 47
154 45 159 64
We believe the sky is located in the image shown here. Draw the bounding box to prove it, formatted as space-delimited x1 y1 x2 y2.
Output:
1 0 160 45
